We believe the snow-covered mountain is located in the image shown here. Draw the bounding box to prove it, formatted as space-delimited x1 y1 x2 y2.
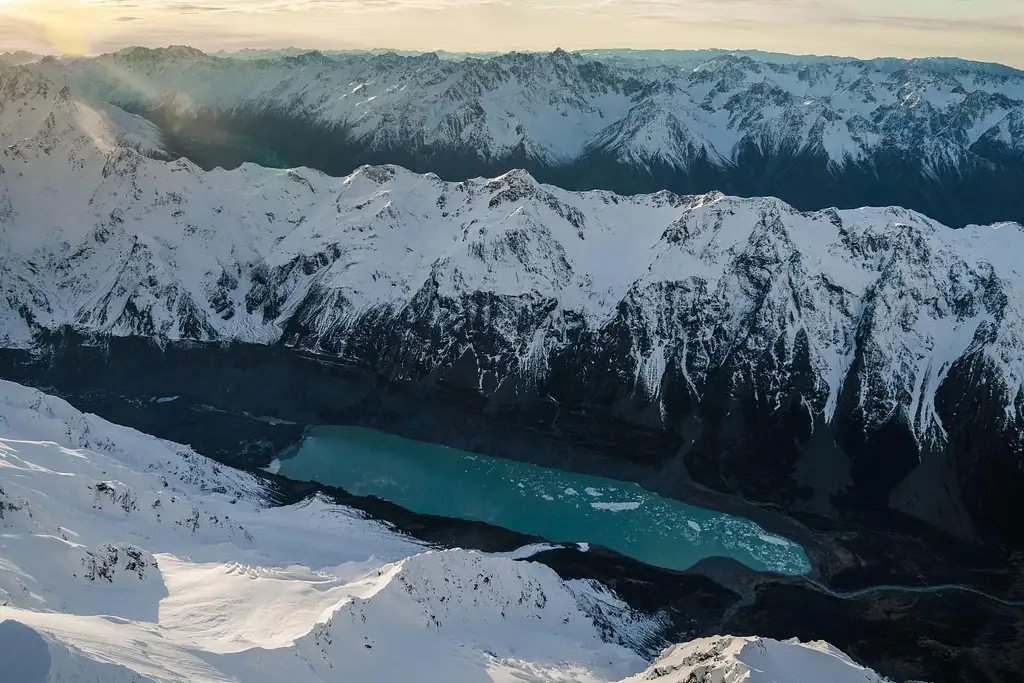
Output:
6 66 1024 548
23 46 1024 227
0 379 904 682
0 51 42 67
0 66 1022 547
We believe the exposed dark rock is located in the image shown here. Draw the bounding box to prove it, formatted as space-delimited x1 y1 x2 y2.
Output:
1 333 1021 683
128 103 1024 231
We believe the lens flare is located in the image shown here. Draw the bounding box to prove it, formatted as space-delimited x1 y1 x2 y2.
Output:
1 0 92 55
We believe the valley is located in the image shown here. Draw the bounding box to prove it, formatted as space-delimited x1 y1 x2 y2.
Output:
2 47 1024 683
2 337 1022 683
48 47 1024 229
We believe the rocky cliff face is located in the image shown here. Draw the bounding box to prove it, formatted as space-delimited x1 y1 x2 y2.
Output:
28 46 1024 227
1 66 1022 547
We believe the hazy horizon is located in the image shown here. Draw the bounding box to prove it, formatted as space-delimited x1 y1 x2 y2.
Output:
8 44 1024 69
2 0 1022 68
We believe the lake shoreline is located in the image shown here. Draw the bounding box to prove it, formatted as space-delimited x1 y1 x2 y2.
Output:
274 424 812 575
2 338 1022 682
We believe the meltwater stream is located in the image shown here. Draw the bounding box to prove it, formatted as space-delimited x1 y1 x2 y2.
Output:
273 426 811 575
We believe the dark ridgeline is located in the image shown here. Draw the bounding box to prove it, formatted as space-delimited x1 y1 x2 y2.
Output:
108 48 1024 230
137 102 1024 230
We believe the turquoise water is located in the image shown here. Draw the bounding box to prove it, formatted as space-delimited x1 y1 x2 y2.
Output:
274 426 811 575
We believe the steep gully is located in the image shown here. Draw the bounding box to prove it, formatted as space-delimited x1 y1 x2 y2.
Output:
0 332 1021 683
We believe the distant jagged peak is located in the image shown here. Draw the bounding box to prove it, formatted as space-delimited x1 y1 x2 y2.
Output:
342 163 429 189
0 51 44 67
874 55 1024 78
73 45 1022 81
115 44 207 59
104 45 218 68
698 52 767 74
486 167 538 192
549 46 578 66
0 64 58 103
678 189 727 211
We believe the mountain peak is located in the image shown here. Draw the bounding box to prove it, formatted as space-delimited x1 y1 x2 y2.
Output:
108 45 212 65
39 43 1019 229
0 378 909 683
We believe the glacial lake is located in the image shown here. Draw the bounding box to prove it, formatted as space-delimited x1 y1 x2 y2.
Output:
272 426 811 575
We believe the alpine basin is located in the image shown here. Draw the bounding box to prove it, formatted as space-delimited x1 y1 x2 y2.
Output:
273 426 811 575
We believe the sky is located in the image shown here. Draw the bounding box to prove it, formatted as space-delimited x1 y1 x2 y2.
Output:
1 0 1023 67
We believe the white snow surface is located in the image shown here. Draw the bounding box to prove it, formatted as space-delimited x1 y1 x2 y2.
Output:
1 68 1023 449
620 635 904 683
26 47 1024 171
0 380 908 682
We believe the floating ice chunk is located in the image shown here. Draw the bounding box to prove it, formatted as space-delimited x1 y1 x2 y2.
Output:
590 502 641 511
758 534 791 546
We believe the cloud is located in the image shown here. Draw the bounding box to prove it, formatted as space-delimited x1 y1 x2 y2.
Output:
0 14 51 47
825 11 1024 39
163 3 236 13
1 0 1021 66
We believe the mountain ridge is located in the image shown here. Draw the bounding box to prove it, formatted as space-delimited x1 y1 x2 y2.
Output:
0 73 1022 549
0 378 656 681
20 44 1024 228
1 377 924 683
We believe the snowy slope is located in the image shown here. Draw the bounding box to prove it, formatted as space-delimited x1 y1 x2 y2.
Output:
30 47 1024 176
1 63 1023 546
0 379 641 681
1 70 1023 452
621 635 905 683
0 380 904 682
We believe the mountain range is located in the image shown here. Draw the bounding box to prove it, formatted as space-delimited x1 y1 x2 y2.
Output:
0 61 1022 553
17 45 1024 229
2 378 908 683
